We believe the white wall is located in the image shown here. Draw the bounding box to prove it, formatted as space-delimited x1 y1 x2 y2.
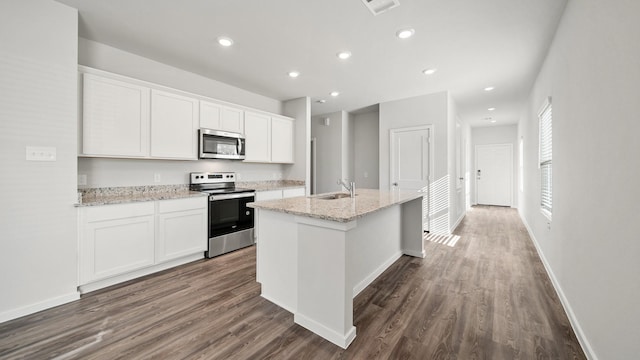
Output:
311 111 345 194
283 97 311 193
379 91 458 234
0 0 79 322
77 39 298 187
518 1 640 358
353 111 379 189
471 125 518 207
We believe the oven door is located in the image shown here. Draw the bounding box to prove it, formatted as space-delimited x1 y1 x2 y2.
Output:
200 128 245 160
208 192 254 238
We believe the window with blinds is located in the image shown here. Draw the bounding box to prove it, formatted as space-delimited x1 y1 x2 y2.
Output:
538 97 552 218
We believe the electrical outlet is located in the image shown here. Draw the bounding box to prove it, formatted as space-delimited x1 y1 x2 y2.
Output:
26 146 56 161
78 174 87 186
154 173 161 183
364 171 369 178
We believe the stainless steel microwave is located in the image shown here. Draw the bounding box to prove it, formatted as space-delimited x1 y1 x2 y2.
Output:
199 128 246 160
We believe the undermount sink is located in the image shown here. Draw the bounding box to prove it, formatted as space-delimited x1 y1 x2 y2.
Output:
316 193 356 200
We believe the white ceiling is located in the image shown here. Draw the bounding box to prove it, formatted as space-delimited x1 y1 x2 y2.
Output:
56 0 567 127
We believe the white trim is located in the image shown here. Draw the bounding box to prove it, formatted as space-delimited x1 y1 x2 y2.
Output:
78 253 203 294
352 251 402 297
450 212 465 233
389 124 434 232
0 292 80 323
261 293 296 314
294 313 357 349
474 143 513 206
518 210 597 360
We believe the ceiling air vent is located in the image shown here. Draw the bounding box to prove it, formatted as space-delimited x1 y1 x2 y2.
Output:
361 0 400 16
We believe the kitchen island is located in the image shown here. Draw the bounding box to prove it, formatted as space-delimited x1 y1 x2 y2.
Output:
248 188 424 348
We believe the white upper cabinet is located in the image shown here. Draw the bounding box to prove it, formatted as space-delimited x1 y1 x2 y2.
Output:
244 111 294 163
244 111 272 162
150 89 199 160
82 73 150 157
200 100 245 134
271 116 294 163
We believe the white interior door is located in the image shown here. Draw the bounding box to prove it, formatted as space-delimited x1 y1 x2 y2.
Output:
475 144 512 206
390 126 432 231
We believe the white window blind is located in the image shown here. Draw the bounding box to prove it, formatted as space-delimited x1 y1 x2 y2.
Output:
539 97 552 217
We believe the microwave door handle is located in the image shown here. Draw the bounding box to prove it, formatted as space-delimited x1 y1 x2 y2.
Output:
237 138 243 155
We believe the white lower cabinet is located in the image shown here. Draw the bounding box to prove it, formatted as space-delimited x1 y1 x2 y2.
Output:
156 198 207 263
79 197 207 293
80 202 155 284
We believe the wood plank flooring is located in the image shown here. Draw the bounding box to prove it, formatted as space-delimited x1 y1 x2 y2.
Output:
0 206 586 359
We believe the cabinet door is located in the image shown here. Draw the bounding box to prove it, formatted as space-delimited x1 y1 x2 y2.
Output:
221 107 244 134
244 111 271 162
271 116 294 163
82 73 150 157
80 203 156 284
156 198 207 262
151 89 199 159
199 100 222 130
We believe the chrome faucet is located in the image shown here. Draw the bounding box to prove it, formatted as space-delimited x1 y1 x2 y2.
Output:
337 179 356 198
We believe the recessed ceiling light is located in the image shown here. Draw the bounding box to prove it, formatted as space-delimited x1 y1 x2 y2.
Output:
484 86 495 91
316 99 326 104
488 107 496 111
288 71 300 78
337 51 352 60
330 91 340 97
422 68 437 75
490 120 497 123
217 37 233 47
396 28 415 39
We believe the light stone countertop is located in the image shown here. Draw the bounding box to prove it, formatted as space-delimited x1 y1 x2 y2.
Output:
247 188 424 223
76 185 207 207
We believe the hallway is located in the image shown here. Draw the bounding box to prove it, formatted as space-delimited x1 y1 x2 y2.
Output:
0 206 586 359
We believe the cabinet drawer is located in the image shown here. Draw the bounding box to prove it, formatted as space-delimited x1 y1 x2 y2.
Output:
84 202 155 222
158 197 206 213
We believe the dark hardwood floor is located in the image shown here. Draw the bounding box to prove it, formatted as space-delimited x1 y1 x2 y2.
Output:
0 206 586 359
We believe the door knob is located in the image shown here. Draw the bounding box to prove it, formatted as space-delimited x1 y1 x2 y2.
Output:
392 182 398 186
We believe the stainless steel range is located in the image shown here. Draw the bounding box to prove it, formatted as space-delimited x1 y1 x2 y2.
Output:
190 172 255 258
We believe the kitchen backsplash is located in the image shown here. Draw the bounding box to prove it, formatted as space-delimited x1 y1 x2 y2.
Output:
78 157 291 188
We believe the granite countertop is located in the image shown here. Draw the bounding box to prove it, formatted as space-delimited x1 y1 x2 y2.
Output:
247 188 424 223
76 185 207 207
237 180 305 191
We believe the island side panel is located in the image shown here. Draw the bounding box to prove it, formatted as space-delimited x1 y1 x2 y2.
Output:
256 209 298 313
295 221 357 349
346 204 403 297
401 197 425 258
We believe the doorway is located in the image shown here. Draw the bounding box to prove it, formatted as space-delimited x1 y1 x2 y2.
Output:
475 144 513 206
390 125 433 231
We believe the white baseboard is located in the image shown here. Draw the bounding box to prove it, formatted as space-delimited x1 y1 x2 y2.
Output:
0 291 80 324
352 251 402 297
450 212 466 233
79 253 203 294
294 312 356 349
518 210 597 360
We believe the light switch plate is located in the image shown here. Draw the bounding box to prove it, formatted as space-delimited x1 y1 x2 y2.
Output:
26 146 56 161
78 174 87 186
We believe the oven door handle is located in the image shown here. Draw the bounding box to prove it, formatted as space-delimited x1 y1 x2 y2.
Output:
209 192 255 201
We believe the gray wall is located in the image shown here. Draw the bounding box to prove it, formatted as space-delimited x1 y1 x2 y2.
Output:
77 39 293 187
353 111 379 189
311 111 345 194
0 0 79 321
380 91 462 234
283 97 311 194
471 125 518 207
518 0 640 358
